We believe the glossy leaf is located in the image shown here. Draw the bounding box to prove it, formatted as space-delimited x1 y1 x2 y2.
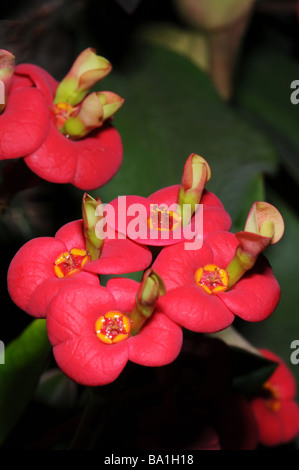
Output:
0 319 51 446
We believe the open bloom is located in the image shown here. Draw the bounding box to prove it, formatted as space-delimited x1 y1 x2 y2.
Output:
46 278 183 386
153 231 280 333
0 48 123 190
7 219 152 318
250 349 299 447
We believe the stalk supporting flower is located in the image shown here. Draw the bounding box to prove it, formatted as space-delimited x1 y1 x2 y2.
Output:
226 202 284 288
0 50 15 113
82 193 105 261
178 153 211 226
129 269 166 336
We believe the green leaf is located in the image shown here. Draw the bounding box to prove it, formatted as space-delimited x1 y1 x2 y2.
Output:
91 43 278 223
0 319 51 446
230 346 278 396
237 46 299 185
35 368 78 410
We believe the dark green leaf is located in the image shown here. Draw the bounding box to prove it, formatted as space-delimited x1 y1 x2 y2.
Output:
237 46 299 185
113 0 143 14
0 319 51 446
230 346 278 395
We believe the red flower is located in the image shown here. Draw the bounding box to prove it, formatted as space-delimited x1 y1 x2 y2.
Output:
1 61 123 190
153 231 280 333
46 278 183 386
250 349 299 447
7 219 152 318
106 186 231 247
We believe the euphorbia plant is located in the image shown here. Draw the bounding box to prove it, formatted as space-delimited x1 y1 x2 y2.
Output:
0 48 124 190
153 201 284 333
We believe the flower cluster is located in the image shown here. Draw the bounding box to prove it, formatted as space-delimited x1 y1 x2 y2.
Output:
0 48 124 190
8 152 286 392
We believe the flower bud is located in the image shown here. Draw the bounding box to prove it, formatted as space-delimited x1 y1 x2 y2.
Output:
53 48 112 106
130 269 165 336
0 50 15 113
82 193 105 261
62 91 124 140
226 202 284 288
178 153 211 225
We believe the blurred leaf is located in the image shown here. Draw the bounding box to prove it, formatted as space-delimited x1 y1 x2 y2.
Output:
35 369 78 410
230 346 278 395
113 0 143 14
0 319 51 446
93 44 278 223
237 46 299 185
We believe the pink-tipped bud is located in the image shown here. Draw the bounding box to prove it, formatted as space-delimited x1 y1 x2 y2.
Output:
226 201 284 289
130 269 165 336
0 50 15 113
62 91 124 139
82 192 105 261
178 153 211 225
53 48 112 106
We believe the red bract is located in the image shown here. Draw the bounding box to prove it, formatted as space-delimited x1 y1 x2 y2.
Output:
46 279 183 386
1 63 123 190
7 219 152 318
106 185 231 247
250 349 299 447
153 231 280 333
0 66 51 160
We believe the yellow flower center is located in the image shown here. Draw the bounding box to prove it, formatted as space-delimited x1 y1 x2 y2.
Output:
194 264 228 294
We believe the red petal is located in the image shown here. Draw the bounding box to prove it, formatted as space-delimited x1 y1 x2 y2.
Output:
47 284 128 386
25 123 123 190
205 231 239 267
219 256 280 322
14 63 58 104
85 238 152 274
0 87 49 160
128 311 183 366
73 124 123 190
47 285 116 346
106 277 139 312
260 349 297 400
24 121 78 184
55 220 85 250
158 285 234 333
7 237 67 312
152 240 213 291
27 272 100 318
52 336 129 386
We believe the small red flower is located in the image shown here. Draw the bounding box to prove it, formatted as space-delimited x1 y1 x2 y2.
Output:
106 186 231 247
7 219 152 318
250 349 299 447
0 54 123 190
46 278 183 386
153 231 280 333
